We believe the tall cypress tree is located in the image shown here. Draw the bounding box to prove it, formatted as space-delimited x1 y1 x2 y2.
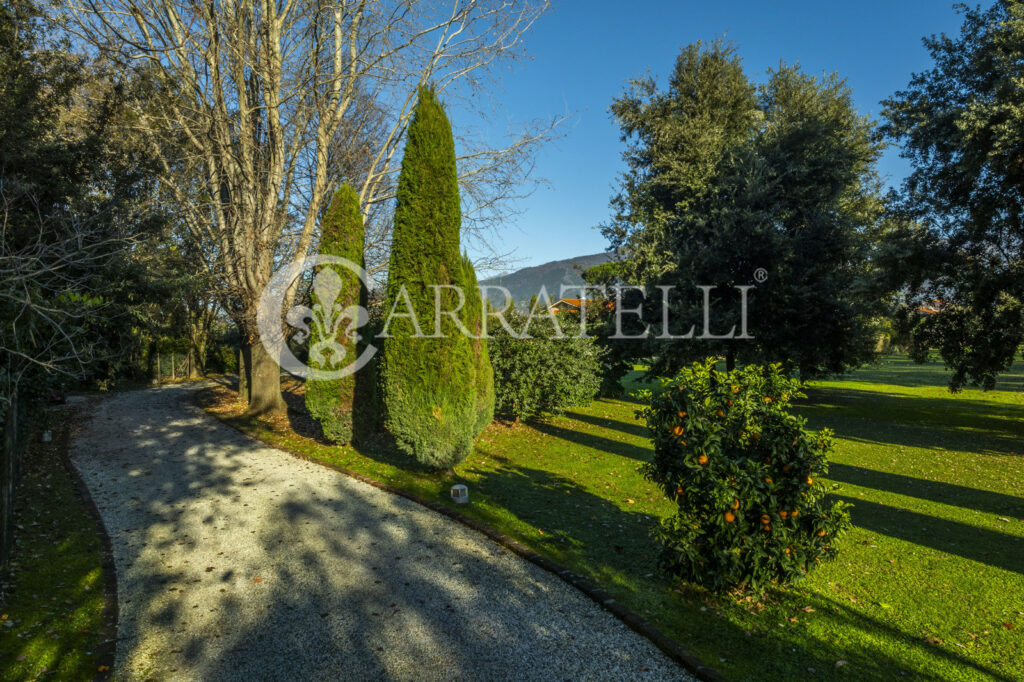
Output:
462 253 494 435
306 184 366 444
380 87 477 468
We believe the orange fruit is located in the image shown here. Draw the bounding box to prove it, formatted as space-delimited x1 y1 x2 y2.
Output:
732 385 739 394
676 487 684 495
716 409 725 417
806 476 814 485
697 454 709 465
763 524 772 531
779 511 789 519
724 511 735 523
761 514 770 524
727 400 733 406
731 499 740 510
678 410 687 418
785 547 791 555
672 424 685 436
765 477 773 483
764 397 772 403
680 439 687 446
791 510 799 517
817 529 826 537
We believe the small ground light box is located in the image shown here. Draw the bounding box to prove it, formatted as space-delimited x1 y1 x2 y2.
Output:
450 484 468 504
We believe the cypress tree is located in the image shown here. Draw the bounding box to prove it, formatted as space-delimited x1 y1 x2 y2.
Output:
380 86 476 468
305 184 366 444
462 253 494 435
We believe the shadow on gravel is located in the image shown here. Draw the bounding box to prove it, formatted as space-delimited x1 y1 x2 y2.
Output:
95 386 684 679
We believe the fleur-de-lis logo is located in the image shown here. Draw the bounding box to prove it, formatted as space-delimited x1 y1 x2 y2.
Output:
261 254 376 381
287 268 368 370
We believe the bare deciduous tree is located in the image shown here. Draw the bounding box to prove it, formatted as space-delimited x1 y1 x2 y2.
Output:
63 0 558 414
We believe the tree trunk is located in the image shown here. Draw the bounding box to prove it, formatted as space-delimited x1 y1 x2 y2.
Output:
238 346 248 402
243 342 285 415
726 347 736 372
146 340 157 380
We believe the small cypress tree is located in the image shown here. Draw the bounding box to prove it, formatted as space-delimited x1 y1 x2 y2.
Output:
380 86 477 468
305 184 366 444
462 253 494 435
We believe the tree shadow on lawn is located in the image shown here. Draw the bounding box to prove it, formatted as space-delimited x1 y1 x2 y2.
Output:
563 409 649 439
461 448 662 564
461 451 1004 680
830 495 1024 576
784 592 1011 681
850 357 1024 394
528 418 653 463
828 463 1024 519
801 387 1024 457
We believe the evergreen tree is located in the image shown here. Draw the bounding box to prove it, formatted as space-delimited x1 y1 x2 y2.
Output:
462 254 494 434
305 184 367 444
882 0 1024 390
604 41 887 379
380 87 477 468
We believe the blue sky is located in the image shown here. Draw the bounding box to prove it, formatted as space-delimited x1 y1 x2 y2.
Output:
463 0 966 273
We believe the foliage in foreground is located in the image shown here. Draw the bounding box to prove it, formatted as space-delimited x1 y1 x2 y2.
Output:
640 360 852 593
488 308 603 421
305 185 367 445
380 87 478 468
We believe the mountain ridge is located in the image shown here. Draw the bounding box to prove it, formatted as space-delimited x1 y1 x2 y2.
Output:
480 252 612 307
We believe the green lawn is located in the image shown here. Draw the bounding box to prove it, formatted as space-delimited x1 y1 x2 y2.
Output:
205 354 1024 681
0 406 109 681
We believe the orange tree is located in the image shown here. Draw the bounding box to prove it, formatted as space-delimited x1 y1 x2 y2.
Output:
639 360 852 593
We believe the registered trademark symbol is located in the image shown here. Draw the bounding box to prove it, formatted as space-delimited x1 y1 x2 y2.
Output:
754 268 768 283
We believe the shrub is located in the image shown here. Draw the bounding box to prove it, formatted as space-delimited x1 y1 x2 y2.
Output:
489 309 603 421
379 87 477 468
639 360 852 594
462 254 494 435
305 184 367 445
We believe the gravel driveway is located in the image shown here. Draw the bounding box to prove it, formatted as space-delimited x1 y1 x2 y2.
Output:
69 384 692 681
